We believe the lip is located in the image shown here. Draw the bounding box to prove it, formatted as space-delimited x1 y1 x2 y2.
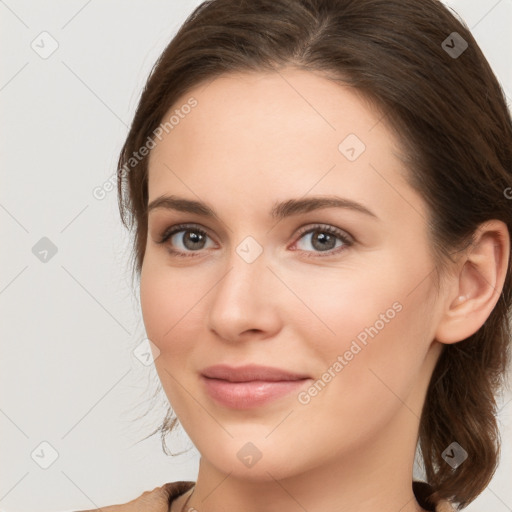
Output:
200 364 312 409
201 364 311 382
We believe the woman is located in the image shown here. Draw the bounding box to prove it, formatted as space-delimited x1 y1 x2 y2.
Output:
81 0 512 510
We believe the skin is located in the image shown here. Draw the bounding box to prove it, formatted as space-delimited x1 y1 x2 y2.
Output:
139 67 509 512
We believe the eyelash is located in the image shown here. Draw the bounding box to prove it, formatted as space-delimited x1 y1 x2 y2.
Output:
156 223 354 258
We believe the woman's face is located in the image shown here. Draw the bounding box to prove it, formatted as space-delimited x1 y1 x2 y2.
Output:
141 68 447 481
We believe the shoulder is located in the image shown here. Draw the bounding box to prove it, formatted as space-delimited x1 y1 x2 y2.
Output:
74 480 456 512
435 500 457 512
74 481 195 512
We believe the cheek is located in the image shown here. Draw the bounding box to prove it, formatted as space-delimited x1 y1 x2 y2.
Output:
139 257 211 357
139 261 167 345
285 289 435 461
139 259 208 413
276 257 408 351
286 252 437 401
140 258 180 349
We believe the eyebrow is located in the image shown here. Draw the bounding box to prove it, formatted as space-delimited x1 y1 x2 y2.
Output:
147 195 378 220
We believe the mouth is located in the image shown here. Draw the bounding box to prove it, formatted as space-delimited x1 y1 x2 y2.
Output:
200 364 312 409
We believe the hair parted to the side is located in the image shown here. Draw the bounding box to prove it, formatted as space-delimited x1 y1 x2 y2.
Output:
117 0 512 508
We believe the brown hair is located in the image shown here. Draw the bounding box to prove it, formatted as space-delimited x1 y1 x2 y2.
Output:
117 0 512 508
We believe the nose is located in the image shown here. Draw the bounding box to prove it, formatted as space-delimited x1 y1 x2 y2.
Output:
206 247 282 343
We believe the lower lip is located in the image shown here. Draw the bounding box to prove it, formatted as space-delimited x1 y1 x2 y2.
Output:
201 376 311 409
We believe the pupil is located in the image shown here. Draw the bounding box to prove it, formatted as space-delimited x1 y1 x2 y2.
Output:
185 231 204 249
313 232 335 251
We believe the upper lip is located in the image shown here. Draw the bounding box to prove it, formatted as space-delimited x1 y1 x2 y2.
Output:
201 364 311 382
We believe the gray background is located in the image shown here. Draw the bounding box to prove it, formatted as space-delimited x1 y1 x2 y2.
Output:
1 1 511 511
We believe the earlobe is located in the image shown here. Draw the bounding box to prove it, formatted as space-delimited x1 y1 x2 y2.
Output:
435 220 510 345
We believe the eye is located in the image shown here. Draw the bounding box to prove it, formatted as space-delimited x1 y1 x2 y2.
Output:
156 223 216 257
156 222 354 258
291 224 353 257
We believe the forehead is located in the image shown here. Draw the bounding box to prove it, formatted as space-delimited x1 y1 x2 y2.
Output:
150 67 394 164
146 67 423 225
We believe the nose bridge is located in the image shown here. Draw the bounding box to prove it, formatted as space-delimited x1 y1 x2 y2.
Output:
206 235 279 339
215 239 269 309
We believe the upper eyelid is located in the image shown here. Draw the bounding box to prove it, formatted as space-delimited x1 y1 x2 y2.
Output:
295 224 352 239
159 223 215 243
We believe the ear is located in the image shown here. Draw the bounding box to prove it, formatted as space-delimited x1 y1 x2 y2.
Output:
435 220 510 344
